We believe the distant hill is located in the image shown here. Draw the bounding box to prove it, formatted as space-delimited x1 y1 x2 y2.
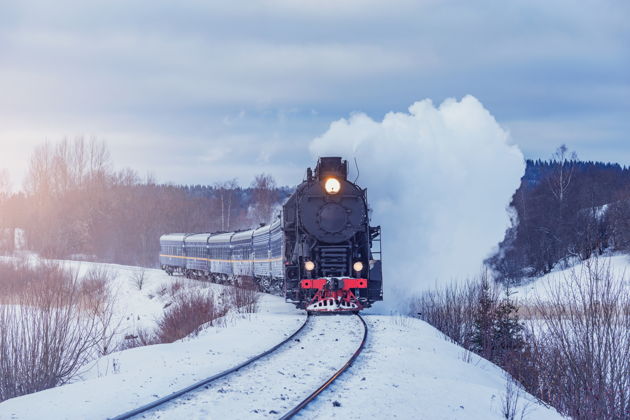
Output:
487 157 630 282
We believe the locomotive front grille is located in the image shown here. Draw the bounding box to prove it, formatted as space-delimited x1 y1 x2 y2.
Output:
318 246 349 276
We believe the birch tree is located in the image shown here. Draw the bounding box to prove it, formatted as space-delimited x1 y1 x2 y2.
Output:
548 144 577 203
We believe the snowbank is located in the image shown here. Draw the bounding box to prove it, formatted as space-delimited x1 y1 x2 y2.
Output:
0 294 305 419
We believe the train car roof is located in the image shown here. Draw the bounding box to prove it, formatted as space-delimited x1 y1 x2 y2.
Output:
207 232 234 243
253 224 271 236
160 233 187 242
269 218 281 230
185 233 213 243
231 229 255 242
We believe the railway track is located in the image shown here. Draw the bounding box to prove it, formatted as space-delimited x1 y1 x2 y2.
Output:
109 313 367 420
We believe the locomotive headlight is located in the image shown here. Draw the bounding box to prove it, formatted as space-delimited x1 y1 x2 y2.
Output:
304 260 315 271
353 261 364 272
324 177 341 194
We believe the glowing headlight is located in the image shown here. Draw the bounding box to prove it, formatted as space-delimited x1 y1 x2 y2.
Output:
353 261 364 272
304 260 315 271
324 177 341 194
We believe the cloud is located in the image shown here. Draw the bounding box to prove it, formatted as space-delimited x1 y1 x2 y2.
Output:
0 0 628 188
310 96 525 308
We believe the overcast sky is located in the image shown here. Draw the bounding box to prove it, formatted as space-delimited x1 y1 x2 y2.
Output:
0 0 628 187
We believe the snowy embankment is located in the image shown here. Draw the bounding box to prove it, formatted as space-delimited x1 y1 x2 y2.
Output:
301 316 560 420
0 259 561 419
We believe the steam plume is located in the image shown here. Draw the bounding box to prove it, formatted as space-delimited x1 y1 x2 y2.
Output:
309 96 524 309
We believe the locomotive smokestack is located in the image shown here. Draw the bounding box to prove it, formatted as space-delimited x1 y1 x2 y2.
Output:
315 157 348 181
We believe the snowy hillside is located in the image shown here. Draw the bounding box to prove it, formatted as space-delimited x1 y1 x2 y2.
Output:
513 254 630 303
0 260 561 419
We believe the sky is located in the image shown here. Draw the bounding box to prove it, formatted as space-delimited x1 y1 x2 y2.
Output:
0 0 628 188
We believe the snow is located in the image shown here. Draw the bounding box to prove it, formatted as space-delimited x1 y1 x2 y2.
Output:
0 260 562 420
512 254 630 303
299 316 560 420
144 315 365 419
0 295 306 419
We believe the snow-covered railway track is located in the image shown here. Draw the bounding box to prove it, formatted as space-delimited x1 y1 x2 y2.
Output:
109 313 367 420
279 314 367 420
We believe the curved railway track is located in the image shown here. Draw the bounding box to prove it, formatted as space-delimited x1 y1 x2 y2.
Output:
109 313 367 420
279 314 367 419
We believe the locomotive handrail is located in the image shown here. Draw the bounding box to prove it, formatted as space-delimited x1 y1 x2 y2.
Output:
108 313 310 420
278 313 368 420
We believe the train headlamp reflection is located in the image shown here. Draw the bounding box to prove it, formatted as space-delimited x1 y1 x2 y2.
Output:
324 178 341 194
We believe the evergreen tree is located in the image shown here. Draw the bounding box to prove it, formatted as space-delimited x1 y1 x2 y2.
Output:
470 281 525 366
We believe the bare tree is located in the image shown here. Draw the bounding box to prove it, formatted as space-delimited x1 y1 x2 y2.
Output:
24 137 111 196
0 169 10 198
547 144 577 203
131 268 147 291
214 179 238 231
0 169 12 253
250 173 278 225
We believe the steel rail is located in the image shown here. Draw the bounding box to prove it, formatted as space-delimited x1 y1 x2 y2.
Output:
108 313 311 420
278 313 368 420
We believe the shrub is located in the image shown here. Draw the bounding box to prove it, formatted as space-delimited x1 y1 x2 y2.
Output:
412 274 486 348
224 278 260 314
414 258 630 420
156 290 227 343
120 328 160 350
131 268 146 291
524 258 630 419
0 261 116 402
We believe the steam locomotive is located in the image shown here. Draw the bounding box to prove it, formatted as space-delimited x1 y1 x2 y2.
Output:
159 157 383 312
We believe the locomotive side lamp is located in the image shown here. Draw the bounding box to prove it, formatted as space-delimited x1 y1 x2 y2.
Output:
324 177 341 194
353 261 364 272
304 260 315 271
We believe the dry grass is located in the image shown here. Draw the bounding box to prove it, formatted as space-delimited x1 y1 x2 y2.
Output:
517 303 566 320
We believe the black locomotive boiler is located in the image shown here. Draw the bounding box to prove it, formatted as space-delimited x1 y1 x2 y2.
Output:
159 157 383 312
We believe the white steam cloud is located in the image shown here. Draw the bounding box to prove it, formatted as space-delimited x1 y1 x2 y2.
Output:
310 96 524 308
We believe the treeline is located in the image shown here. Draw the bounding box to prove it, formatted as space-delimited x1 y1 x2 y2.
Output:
488 145 630 282
0 138 289 266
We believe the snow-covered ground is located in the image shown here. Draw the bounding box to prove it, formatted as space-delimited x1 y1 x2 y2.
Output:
0 255 179 342
144 315 365 419
0 294 306 419
0 259 562 420
302 316 560 420
512 253 630 303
